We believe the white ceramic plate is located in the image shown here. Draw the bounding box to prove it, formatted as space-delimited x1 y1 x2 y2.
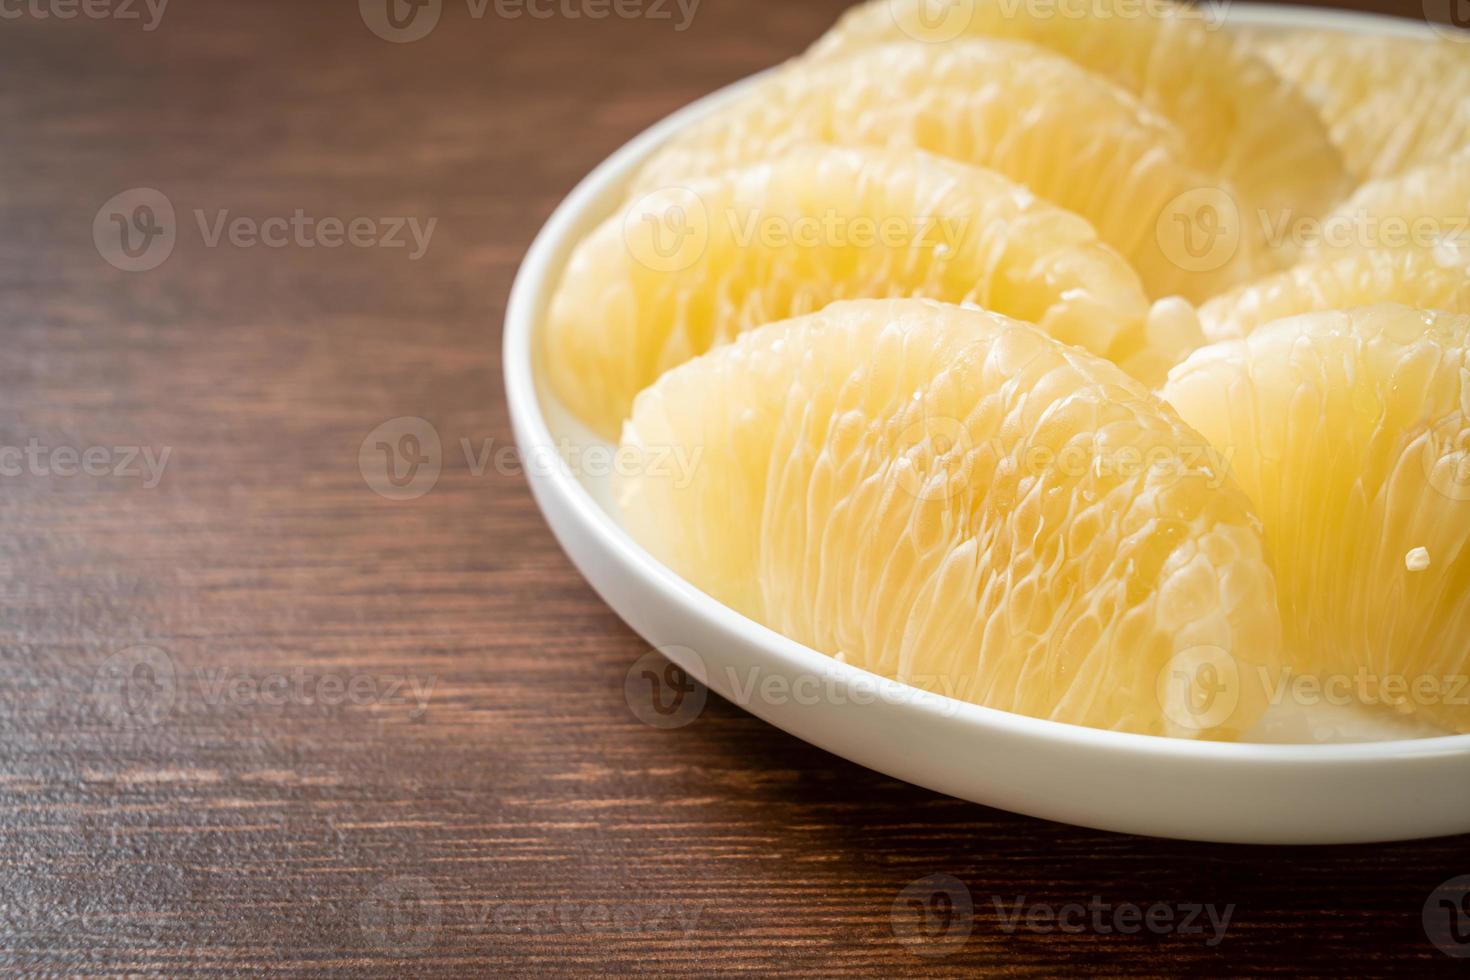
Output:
505 3 1470 844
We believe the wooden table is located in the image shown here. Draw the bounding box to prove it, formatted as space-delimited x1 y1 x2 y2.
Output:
2 0 1466 974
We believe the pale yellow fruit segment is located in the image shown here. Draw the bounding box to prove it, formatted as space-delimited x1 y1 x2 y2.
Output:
630 40 1273 302
547 145 1184 438
1199 248 1470 341
619 298 1282 739
1253 31 1470 180
809 0 1350 222
1163 305 1470 733
1311 149 1470 259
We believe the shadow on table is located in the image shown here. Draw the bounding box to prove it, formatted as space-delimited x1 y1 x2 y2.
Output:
657 676 1469 974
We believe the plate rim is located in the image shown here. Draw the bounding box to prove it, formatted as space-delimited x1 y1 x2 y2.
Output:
504 2 1470 771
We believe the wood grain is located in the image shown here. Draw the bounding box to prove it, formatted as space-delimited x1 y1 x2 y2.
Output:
0 0 1467 975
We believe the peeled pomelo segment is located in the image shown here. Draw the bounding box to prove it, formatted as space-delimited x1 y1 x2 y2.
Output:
618 298 1282 739
630 40 1274 302
1199 248 1470 341
808 0 1350 223
1307 149 1470 259
545 145 1183 438
1252 31 1470 180
1162 305 1470 733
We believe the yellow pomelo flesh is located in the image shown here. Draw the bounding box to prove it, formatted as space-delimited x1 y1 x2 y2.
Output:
1253 31 1470 180
1309 149 1470 259
1199 248 1470 341
547 145 1185 438
809 0 1349 222
619 298 1282 739
631 40 1273 303
1163 305 1470 732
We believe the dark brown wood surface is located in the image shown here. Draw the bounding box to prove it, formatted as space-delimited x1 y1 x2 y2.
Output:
2 0 1467 975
